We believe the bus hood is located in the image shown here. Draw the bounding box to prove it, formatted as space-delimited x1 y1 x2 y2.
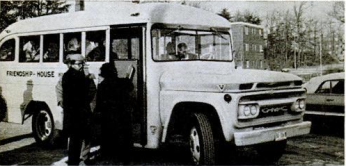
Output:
160 69 303 92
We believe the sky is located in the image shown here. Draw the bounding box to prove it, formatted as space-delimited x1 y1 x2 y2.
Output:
79 0 339 26
202 1 336 24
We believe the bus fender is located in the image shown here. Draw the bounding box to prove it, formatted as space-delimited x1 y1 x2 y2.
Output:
164 102 225 144
22 101 50 124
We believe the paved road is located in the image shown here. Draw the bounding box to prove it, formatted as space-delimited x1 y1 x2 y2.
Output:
0 119 344 165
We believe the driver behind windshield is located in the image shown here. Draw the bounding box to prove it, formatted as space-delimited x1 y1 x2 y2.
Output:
177 43 197 60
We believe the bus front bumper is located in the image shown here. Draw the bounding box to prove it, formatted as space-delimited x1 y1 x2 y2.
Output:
234 121 311 146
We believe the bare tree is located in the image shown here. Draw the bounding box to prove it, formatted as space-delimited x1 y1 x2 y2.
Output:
283 10 293 64
292 1 308 68
0 0 69 32
328 1 345 24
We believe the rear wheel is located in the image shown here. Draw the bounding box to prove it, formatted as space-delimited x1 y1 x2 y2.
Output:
32 109 59 146
188 112 216 165
255 140 287 163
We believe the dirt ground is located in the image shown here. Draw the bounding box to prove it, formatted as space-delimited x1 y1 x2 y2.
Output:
0 118 344 165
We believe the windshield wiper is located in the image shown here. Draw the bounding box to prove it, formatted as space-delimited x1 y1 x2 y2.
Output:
210 28 226 40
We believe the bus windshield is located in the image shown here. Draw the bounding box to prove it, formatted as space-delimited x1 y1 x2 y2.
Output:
152 28 231 61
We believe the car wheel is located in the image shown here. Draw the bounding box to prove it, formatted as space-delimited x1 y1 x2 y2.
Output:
188 112 216 165
32 109 59 146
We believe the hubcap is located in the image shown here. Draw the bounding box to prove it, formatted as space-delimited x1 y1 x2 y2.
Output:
36 110 52 140
189 127 200 164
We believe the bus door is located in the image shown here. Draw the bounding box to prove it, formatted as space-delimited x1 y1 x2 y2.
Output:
110 26 146 145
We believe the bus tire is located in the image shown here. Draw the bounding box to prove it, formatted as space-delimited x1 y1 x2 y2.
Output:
32 109 59 147
255 140 287 163
188 112 216 165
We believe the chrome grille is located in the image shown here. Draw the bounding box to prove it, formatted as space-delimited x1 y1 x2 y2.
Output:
236 90 305 128
240 91 305 102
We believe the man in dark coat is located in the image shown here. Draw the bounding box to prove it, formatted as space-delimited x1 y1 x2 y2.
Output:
94 62 133 163
60 54 96 165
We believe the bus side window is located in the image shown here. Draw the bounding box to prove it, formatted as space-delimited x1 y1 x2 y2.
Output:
86 30 106 62
0 39 15 61
20 36 40 63
112 38 128 60
110 28 141 60
131 37 140 60
43 34 59 63
63 32 81 60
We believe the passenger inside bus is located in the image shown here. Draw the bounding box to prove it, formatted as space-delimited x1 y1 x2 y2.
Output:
87 38 106 61
0 51 12 61
0 52 10 61
0 48 13 61
67 38 81 54
166 42 177 60
176 42 197 60
0 40 14 61
43 42 59 62
23 41 40 62
86 39 96 56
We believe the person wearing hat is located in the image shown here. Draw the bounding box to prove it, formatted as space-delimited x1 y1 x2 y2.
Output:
56 54 96 165
94 62 133 164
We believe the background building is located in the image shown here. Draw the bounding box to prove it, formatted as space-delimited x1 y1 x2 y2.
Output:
230 22 266 69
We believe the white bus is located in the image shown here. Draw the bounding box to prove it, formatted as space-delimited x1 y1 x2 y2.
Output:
0 3 311 164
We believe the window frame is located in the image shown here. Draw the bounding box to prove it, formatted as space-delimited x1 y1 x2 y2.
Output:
330 80 344 95
19 35 42 63
85 30 107 62
245 26 249 35
110 26 143 61
315 79 345 95
63 32 82 60
42 33 60 63
150 24 232 62
245 43 249 52
0 38 16 62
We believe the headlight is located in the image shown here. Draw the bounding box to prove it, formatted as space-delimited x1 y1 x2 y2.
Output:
291 99 305 112
244 106 251 116
250 105 257 115
238 104 259 119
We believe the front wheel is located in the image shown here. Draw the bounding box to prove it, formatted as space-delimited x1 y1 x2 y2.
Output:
32 109 59 146
188 112 216 165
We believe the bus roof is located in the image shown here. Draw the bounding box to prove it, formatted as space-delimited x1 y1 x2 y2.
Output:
0 3 230 40
230 22 263 29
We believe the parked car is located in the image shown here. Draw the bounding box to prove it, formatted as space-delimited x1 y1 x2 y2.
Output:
303 72 344 136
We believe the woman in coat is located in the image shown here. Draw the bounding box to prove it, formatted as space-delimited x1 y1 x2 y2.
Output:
94 62 133 163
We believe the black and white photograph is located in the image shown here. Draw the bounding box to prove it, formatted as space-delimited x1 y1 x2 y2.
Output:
0 0 344 165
